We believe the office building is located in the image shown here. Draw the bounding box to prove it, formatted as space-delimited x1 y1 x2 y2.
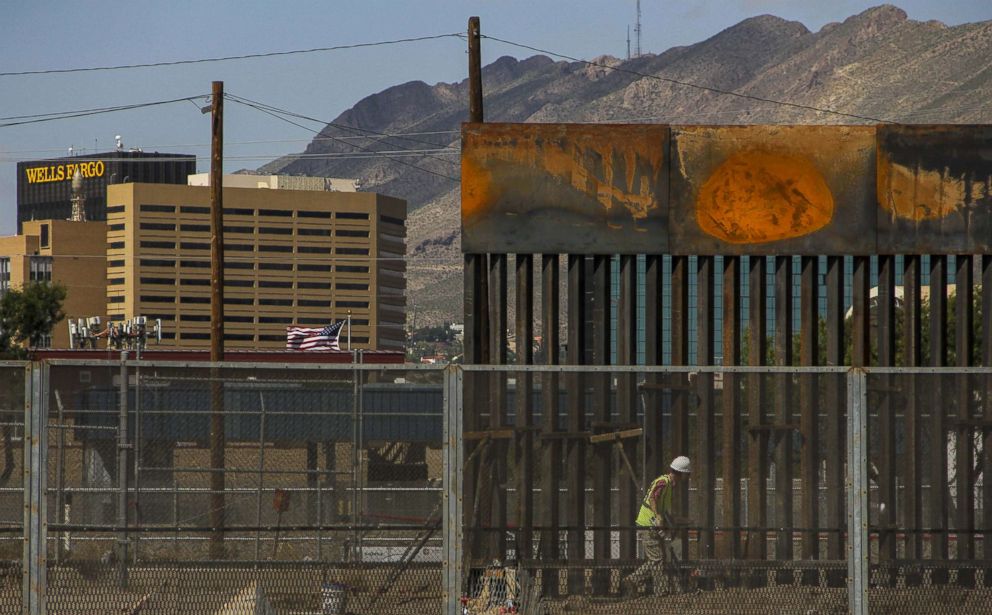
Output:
105 183 405 350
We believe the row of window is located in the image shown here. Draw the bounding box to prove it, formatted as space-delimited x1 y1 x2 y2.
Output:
115 295 370 308
114 241 369 255
132 313 371 326
114 277 367 291
128 258 369 273
131 223 370 238
110 203 388 222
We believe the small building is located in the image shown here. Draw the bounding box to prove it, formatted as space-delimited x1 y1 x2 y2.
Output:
0 219 107 348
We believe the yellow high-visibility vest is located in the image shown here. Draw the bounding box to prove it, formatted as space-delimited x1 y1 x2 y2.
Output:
636 473 673 527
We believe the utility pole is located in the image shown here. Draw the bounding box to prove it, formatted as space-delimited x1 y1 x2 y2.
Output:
635 0 642 57
209 80 226 558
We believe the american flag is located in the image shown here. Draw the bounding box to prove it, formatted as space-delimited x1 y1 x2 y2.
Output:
286 321 344 351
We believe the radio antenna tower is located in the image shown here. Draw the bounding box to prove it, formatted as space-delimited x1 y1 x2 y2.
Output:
635 0 642 57
626 25 631 60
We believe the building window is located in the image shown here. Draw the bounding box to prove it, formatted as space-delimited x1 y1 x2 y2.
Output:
140 277 174 285
336 229 369 238
298 300 332 307
224 333 254 341
0 258 10 294
108 259 125 268
336 283 369 291
259 244 292 253
297 281 331 290
181 314 211 322
259 298 292 306
298 246 331 254
380 215 405 226
259 226 292 235
109 223 126 231
181 260 210 268
160 332 176 340
298 264 331 272
180 206 210 214
140 204 176 213
225 315 254 323
29 256 52 282
258 209 292 217
259 316 292 324
337 265 369 273
180 224 210 233
298 210 331 219
106 205 126 214
336 212 369 220
180 278 210 286
140 295 175 303
140 222 176 231
259 281 292 289
336 247 369 255
179 242 209 250
180 296 210 304
258 334 287 342
108 296 125 304
140 241 175 249
298 228 331 236
108 241 125 250
224 262 254 270
224 244 254 251
223 208 254 216
140 259 175 267
224 225 253 234
336 301 369 308
259 262 292 271
182 332 211 340
107 277 125 286
224 297 254 305
40 224 50 248
225 279 254 287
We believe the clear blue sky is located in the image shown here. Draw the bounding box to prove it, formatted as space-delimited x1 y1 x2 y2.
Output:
1 1 990 235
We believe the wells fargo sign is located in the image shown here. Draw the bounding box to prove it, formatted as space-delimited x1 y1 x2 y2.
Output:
24 160 105 184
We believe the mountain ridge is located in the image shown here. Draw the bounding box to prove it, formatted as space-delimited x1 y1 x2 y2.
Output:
261 4 992 327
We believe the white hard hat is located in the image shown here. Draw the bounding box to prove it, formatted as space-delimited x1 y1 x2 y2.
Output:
670 456 691 474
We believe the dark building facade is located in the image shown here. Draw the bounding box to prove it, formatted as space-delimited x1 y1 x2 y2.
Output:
16 151 196 230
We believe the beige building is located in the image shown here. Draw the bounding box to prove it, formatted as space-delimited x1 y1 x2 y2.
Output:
105 183 405 350
187 173 359 192
0 220 107 348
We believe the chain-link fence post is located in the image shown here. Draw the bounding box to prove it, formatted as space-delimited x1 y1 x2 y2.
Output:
443 365 464 615
847 367 868 615
116 355 129 587
22 362 47 615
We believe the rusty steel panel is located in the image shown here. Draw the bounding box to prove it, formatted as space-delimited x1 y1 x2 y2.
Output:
669 125 877 254
877 125 992 253
461 123 670 254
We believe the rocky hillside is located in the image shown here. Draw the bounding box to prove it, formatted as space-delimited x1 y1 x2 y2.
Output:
261 5 992 327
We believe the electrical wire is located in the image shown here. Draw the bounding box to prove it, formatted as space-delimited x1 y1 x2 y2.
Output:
479 33 896 124
0 96 206 128
0 34 462 77
225 96 460 183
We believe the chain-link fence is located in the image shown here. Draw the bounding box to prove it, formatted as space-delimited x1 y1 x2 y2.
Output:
38 360 445 614
14 362 992 614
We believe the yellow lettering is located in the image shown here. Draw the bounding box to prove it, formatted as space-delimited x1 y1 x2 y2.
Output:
26 168 38 183
56 165 65 181
94 160 105 177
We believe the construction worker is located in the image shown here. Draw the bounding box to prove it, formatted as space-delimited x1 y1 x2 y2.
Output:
622 455 691 597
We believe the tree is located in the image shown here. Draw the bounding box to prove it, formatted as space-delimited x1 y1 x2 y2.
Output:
0 281 67 358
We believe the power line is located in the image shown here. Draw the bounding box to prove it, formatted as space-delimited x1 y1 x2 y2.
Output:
225 93 460 166
480 34 894 124
0 96 206 128
225 96 460 183
0 34 462 77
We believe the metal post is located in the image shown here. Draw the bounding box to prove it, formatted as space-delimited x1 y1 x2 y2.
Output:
847 368 868 615
352 367 360 562
443 365 465 615
22 363 47 615
54 390 66 564
117 355 129 587
254 393 267 563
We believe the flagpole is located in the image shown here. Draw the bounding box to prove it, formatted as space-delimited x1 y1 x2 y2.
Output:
347 311 352 351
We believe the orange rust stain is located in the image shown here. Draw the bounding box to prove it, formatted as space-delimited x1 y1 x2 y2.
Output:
696 150 834 244
462 127 664 221
461 154 497 222
878 152 967 221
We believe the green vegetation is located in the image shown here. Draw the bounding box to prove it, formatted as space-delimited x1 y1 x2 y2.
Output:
0 281 67 358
